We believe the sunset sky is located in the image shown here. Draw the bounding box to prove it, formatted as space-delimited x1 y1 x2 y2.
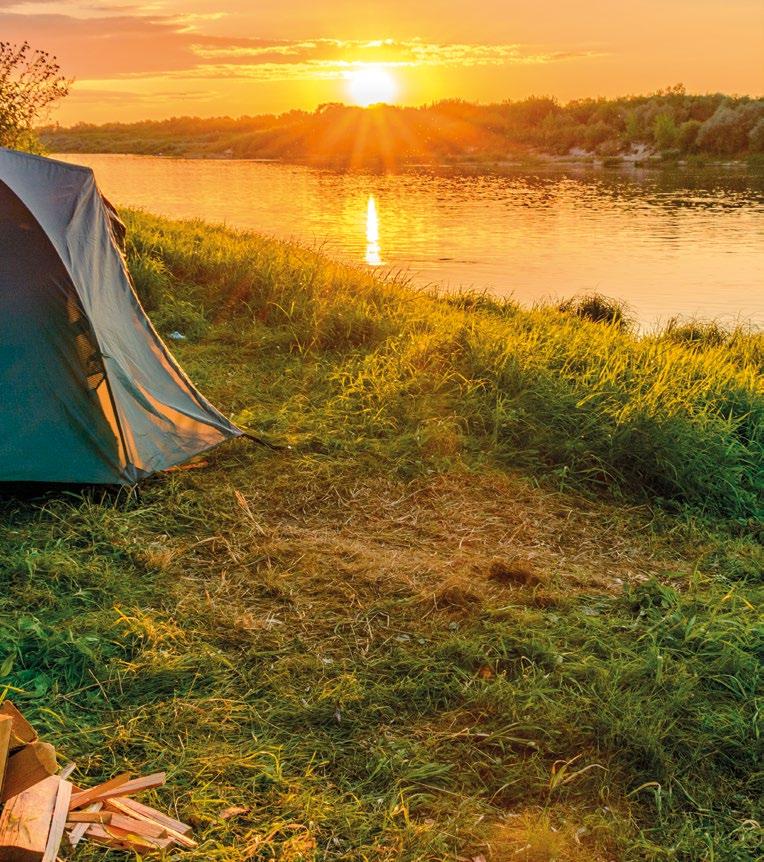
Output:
3 0 763 123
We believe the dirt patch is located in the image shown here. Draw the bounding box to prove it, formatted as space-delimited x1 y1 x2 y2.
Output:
487 558 545 587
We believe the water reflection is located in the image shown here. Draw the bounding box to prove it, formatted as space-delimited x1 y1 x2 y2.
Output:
54 154 764 328
365 194 382 266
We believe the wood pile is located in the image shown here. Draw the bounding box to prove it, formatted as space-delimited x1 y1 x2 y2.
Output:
0 701 196 859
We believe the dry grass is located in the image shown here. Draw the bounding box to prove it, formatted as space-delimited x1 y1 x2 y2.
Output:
0 213 760 860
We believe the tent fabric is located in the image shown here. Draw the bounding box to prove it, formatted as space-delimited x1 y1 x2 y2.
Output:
0 148 241 484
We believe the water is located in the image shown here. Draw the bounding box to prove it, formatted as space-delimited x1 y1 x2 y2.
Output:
55 153 764 329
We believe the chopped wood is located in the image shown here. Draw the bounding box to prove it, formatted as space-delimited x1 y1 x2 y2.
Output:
58 762 76 781
1 742 58 802
106 813 167 839
106 797 197 848
85 823 164 853
0 717 12 799
115 796 192 836
70 772 165 809
0 703 37 752
68 772 131 811
66 810 113 824
0 774 59 862
0 705 195 857
67 802 103 847
42 779 72 862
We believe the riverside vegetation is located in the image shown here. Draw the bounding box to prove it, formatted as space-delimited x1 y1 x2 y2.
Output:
0 211 761 861
40 88 764 169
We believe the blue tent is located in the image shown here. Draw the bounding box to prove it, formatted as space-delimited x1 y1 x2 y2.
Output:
0 148 240 483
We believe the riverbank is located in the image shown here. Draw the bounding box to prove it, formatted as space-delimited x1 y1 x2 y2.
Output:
1 213 761 860
39 91 764 171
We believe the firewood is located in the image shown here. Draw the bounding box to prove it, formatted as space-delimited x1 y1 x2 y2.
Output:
70 772 165 809
68 772 130 810
84 823 163 853
41 780 72 862
106 797 196 847
105 813 167 839
0 774 59 861
66 811 113 824
1 742 58 802
0 716 12 798
115 796 192 835
67 802 103 847
58 762 76 781
0 703 37 752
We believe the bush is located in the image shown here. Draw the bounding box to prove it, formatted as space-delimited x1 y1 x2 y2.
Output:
663 317 729 349
749 118 764 153
677 119 702 153
653 113 678 150
697 103 764 155
558 293 633 329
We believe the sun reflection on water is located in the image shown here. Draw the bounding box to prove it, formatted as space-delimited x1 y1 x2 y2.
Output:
365 194 382 266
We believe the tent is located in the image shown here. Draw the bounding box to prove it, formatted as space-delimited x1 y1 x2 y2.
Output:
0 147 241 484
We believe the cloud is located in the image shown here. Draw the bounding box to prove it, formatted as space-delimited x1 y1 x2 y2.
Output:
0 9 603 82
188 38 603 77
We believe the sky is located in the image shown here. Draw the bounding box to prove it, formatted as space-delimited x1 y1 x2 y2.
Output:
3 0 763 124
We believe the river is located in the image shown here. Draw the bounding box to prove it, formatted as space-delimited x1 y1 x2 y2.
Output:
54 153 764 329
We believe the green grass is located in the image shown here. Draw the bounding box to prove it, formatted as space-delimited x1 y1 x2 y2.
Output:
0 211 761 861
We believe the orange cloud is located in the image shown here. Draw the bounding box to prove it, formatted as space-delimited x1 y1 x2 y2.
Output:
5 0 761 122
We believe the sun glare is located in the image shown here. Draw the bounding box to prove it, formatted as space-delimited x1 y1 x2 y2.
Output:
347 65 398 107
365 194 382 266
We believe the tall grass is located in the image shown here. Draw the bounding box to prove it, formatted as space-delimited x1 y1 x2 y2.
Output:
0 211 761 860
124 210 763 521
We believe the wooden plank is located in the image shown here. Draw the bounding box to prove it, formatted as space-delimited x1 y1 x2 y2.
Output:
67 803 103 847
1 742 58 802
70 772 164 808
68 772 130 811
0 716 12 799
65 811 113 824
58 762 76 781
0 702 37 751
116 796 192 836
107 813 167 839
42 780 72 862
0 773 59 862
82 824 133 850
85 823 164 853
106 797 196 848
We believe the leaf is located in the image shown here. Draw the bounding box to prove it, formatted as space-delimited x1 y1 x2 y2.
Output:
0 653 14 677
221 805 251 820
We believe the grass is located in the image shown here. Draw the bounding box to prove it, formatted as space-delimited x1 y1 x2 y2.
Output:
0 211 762 861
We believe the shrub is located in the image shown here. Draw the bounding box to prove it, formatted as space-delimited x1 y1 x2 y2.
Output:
558 293 633 329
677 119 702 153
663 317 729 349
653 113 678 150
749 118 764 153
697 103 764 155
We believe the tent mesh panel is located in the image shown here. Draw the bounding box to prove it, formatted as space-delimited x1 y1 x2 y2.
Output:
66 296 106 391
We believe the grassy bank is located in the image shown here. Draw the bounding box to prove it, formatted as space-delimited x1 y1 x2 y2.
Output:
1 212 761 861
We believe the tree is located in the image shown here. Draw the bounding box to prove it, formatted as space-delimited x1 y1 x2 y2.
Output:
677 119 701 153
748 118 764 153
653 112 678 150
0 41 69 151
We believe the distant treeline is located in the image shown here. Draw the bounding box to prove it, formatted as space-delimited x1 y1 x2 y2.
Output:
41 87 764 168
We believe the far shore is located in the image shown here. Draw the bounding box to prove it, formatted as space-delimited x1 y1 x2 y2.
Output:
48 147 759 175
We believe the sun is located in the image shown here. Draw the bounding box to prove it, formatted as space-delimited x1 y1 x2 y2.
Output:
347 65 398 107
